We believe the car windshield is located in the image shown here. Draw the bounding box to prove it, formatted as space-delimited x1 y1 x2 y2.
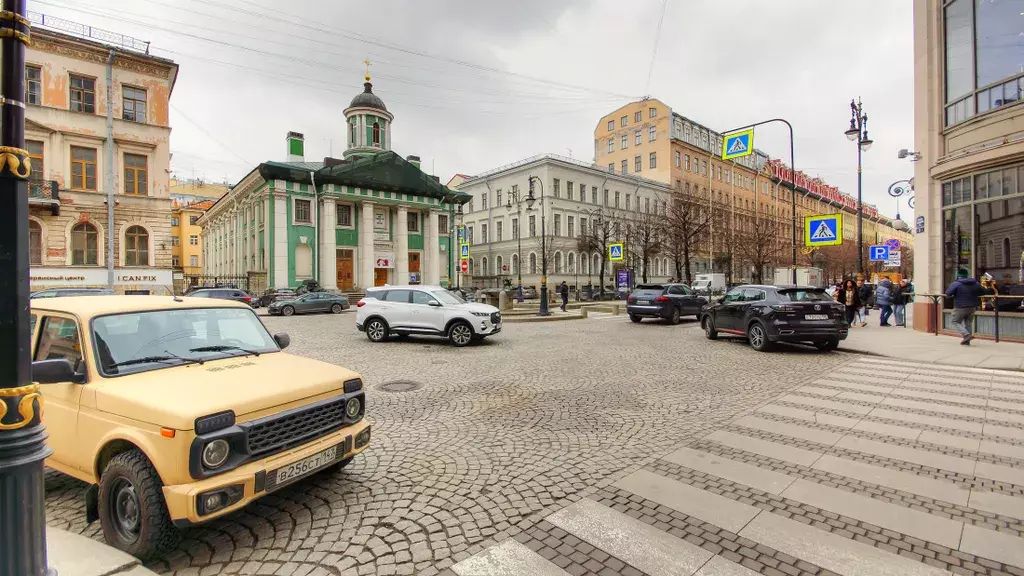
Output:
92 307 279 376
777 289 832 302
433 290 465 305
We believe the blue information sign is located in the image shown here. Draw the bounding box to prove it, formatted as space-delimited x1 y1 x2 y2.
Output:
869 245 890 261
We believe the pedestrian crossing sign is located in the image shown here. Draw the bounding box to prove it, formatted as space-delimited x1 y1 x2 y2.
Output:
608 243 624 261
460 243 470 259
721 129 754 161
804 213 843 247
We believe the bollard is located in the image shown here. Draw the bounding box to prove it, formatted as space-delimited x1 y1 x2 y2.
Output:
612 304 620 316
581 308 588 319
498 290 510 311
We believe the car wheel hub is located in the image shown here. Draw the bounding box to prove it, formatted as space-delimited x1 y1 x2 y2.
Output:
368 322 384 340
750 326 764 347
452 325 471 344
112 478 140 542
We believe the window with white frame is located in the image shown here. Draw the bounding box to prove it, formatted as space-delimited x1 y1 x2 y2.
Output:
566 181 574 200
621 159 628 174
649 126 656 142
496 220 503 242
512 217 519 239
620 134 627 149
634 130 641 145
481 223 488 243
553 178 560 198
337 204 353 227
634 155 642 172
650 152 657 169
294 198 312 224
649 107 656 118
614 191 620 208
529 214 536 237
567 216 574 238
481 192 487 209
607 120 614 131
674 151 681 167
620 115 627 127
608 138 614 153
554 214 561 236
608 162 614 173
634 111 641 123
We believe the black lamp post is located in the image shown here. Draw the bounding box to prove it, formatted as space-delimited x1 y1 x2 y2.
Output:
506 192 524 289
526 175 548 316
844 98 873 276
0 2 54 575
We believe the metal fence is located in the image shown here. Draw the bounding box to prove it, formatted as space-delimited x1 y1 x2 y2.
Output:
27 11 151 54
916 294 1024 343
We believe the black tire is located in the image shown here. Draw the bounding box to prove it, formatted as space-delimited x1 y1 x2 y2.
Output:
448 321 474 347
747 322 772 352
814 339 840 352
629 314 641 323
330 303 343 314
282 305 295 317
98 449 177 561
668 307 681 325
365 318 389 342
703 316 718 340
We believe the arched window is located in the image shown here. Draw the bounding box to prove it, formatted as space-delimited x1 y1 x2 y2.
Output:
554 252 562 273
512 254 519 274
496 255 503 275
349 121 357 146
29 220 42 265
987 240 995 268
1004 238 1012 268
529 253 537 274
568 252 576 274
581 254 588 275
482 256 488 276
71 222 98 265
372 122 381 146
468 258 474 275
125 225 149 266
592 253 600 273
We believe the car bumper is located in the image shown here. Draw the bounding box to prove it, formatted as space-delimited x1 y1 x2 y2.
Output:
164 420 371 526
476 320 501 336
355 321 364 332
769 325 849 342
626 304 671 318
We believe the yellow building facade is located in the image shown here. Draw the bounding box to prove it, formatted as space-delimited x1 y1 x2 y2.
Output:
168 179 228 276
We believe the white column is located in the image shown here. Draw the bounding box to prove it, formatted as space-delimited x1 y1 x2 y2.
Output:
426 209 440 285
396 205 409 284
320 200 337 289
359 200 375 290
263 198 270 271
273 193 289 288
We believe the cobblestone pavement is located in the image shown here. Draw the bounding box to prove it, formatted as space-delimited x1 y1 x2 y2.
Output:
45 311 901 575
449 355 1024 576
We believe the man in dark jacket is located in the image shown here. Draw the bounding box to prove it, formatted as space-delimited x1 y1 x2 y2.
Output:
559 281 569 312
856 278 873 326
945 269 992 345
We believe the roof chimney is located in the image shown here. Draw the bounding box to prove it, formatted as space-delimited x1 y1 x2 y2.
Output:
406 155 421 170
286 131 305 162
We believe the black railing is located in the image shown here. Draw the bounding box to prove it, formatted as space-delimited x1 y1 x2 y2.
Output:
917 293 1024 343
27 180 59 215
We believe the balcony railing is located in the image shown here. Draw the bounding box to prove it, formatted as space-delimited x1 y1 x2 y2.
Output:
28 180 60 215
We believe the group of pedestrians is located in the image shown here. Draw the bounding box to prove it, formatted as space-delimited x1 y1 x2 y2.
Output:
832 277 914 328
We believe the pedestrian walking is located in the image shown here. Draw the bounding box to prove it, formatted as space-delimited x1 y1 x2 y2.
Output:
945 269 993 345
515 285 524 303
559 281 569 312
475 284 484 303
875 278 895 326
855 278 872 327
836 279 862 326
893 278 912 326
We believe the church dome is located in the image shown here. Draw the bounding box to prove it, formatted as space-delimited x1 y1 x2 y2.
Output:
349 81 387 112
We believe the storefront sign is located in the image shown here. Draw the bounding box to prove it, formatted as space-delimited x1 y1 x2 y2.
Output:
915 215 925 234
766 159 880 219
374 232 390 241
375 253 395 268
30 267 173 287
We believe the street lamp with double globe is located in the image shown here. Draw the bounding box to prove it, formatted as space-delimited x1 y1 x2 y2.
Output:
525 175 548 316
844 98 873 276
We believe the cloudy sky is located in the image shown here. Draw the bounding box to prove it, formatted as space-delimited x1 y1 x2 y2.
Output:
33 0 915 218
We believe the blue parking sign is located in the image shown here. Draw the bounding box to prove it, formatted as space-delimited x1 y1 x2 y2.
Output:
869 245 889 261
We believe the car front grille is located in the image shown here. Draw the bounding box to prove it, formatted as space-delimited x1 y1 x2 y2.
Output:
491 312 501 324
243 396 347 457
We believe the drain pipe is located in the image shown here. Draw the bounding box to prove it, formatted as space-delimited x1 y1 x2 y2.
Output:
105 49 115 288
310 170 319 284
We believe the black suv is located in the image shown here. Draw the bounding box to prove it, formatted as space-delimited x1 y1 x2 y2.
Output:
700 285 847 351
626 283 708 324
186 288 255 306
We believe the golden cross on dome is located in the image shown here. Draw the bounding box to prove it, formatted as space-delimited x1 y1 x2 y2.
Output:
364 59 371 82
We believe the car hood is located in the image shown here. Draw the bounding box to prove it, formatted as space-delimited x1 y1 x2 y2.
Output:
93 353 361 430
456 302 500 314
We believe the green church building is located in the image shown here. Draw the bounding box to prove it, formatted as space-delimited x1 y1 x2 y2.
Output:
199 74 468 292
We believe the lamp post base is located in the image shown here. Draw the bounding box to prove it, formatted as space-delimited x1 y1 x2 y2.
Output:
539 282 549 316
0 417 53 576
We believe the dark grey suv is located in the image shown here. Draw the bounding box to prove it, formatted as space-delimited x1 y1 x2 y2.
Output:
626 283 708 324
186 288 255 306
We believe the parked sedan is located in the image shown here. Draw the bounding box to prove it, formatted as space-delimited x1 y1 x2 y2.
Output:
700 285 847 352
268 292 349 316
30 287 114 299
185 288 255 306
626 283 708 324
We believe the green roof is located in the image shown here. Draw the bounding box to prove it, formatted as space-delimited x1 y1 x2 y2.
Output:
258 152 469 202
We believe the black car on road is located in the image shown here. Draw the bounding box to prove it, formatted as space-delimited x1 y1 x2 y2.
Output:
186 288 256 307
268 292 349 316
700 285 847 351
30 287 114 299
256 288 297 308
626 283 708 324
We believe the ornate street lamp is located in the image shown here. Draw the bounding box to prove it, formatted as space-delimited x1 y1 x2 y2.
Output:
889 179 914 232
844 98 873 276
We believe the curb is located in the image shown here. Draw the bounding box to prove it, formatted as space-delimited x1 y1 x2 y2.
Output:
502 314 586 323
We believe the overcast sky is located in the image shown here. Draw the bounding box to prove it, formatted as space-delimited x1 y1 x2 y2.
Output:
33 0 915 218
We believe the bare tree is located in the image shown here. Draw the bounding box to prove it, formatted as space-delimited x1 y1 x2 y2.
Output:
624 209 664 283
735 209 783 284
578 209 614 296
665 183 712 284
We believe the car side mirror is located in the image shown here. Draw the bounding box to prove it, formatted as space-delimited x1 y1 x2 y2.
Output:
428 300 442 307
33 358 84 384
273 333 291 350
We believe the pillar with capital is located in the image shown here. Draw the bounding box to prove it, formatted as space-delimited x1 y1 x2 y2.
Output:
396 205 409 284
359 200 375 289
426 209 441 285
319 199 337 289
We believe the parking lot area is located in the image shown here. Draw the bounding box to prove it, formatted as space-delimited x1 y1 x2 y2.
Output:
44 311 853 575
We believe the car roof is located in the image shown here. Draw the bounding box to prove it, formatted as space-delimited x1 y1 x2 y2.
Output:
31 295 250 319
733 284 821 290
366 285 444 291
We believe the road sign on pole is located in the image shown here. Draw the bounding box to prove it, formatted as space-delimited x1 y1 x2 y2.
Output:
460 259 469 273
804 213 843 247
721 129 754 161
456 225 466 244
869 245 890 261
884 238 901 251
885 251 902 268
608 243 624 261
460 243 470 259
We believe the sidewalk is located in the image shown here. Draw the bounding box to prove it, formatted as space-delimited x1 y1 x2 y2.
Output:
839 321 1024 371
47 527 158 576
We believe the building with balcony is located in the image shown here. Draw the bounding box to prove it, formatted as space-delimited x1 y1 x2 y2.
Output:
913 0 1024 336
25 17 178 294
199 76 469 292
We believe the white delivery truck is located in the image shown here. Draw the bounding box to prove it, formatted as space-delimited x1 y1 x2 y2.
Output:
692 273 726 295
774 267 823 287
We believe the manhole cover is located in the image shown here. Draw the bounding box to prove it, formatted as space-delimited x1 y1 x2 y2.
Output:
378 380 424 393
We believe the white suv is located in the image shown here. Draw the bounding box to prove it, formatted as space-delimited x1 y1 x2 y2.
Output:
355 285 502 347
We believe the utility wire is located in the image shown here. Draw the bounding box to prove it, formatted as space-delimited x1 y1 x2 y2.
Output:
169 103 249 166
644 0 669 96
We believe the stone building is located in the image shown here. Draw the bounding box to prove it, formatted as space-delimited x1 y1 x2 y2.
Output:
25 20 178 294
199 75 469 291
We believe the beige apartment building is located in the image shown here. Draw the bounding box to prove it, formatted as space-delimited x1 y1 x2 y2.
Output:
913 1 1024 337
25 19 178 295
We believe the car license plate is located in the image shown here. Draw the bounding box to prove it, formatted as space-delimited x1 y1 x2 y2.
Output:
273 445 338 485
638 300 651 305
805 314 828 320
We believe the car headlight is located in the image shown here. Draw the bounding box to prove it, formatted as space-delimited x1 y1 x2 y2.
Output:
202 439 230 469
471 312 490 317
346 396 362 420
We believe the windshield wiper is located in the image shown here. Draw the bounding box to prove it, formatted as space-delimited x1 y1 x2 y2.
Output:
107 354 205 369
189 345 261 357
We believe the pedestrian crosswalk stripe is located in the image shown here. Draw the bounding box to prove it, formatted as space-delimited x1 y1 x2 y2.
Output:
450 539 569 576
810 220 836 240
961 525 1024 569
